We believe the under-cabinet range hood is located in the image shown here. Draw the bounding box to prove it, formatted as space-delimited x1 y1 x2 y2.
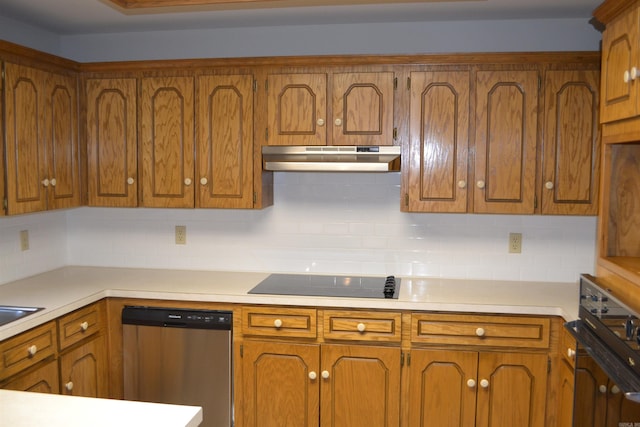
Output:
262 146 401 172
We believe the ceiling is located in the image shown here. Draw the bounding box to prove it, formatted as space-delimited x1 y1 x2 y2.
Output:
0 0 602 35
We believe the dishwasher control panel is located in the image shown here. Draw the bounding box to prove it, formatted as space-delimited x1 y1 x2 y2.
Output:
122 306 232 330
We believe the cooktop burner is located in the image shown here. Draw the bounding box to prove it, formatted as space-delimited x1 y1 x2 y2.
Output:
248 274 400 299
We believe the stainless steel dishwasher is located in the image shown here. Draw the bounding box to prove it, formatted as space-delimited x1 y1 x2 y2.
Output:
122 306 233 427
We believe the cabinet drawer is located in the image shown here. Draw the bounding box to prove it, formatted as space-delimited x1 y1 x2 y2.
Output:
242 307 317 338
323 310 402 342
57 302 103 350
0 322 57 381
560 325 577 367
411 313 550 349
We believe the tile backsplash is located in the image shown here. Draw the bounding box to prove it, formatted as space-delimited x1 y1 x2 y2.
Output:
1 172 596 285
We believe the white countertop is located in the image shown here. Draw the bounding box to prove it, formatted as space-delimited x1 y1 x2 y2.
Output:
0 389 202 427
0 266 580 341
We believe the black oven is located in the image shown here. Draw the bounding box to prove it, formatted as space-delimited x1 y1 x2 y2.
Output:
566 275 640 426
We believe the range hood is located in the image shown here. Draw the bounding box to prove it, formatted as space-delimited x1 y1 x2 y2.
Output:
262 146 401 172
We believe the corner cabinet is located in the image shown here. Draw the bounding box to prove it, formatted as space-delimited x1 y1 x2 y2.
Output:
4 62 81 215
86 78 138 207
264 70 396 146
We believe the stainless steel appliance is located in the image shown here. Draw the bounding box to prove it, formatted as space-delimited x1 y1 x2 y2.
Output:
565 275 640 425
262 145 401 172
248 273 400 299
122 306 233 427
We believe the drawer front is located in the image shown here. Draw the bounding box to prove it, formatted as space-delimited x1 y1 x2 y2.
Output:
57 302 104 350
242 307 317 338
323 310 402 342
411 313 550 349
560 325 577 367
0 322 57 381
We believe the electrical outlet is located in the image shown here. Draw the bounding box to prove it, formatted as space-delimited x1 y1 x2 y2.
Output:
20 230 29 251
509 232 522 254
175 225 187 245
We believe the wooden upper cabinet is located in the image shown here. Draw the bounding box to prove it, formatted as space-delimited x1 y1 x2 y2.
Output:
86 78 138 207
265 70 395 146
4 63 48 214
331 72 395 146
196 74 254 209
542 69 600 215
474 70 539 214
600 4 640 123
406 70 470 213
267 73 327 146
140 76 195 208
44 71 81 210
0 64 5 217
4 62 80 215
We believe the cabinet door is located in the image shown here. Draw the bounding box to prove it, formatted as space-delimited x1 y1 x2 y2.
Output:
267 73 327 146
556 359 575 427
606 380 640 427
320 344 401 427
86 78 138 207
474 70 538 214
4 63 47 214
406 71 470 212
0 63 5 216
0 359 59 394
196 74 254 208
44 71 80 210
574 355 607 427
331 72 395 146
141 76 195 208
600 7 639 123
59 334 108 398
242 340 319 427
476 352 548 427
542 69 600 215
407 349 477 427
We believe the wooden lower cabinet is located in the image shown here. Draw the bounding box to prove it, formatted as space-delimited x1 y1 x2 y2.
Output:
59 334 109 398
556 359 575 427
241 340 401 427
407 349 548 427
0 359 60 393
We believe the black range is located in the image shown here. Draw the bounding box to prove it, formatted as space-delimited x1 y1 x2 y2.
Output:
248 274 400 299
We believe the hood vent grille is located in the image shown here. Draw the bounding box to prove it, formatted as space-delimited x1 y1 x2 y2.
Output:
262 146 401 172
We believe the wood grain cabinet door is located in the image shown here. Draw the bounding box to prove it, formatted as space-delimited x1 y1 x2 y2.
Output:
407 349 477 427
59 334 109 398
542 69 600 215
4 63 48 214
86 78 138 207
600 6 640 124
406 70 470 212
196 74 254 208
331 72 395 146
242 340 320 427
266 73 327 146
475 352 548 427
474 70 539 214
44 71 81 210
0 359 59 394
320 344 401 427
141 76 195 208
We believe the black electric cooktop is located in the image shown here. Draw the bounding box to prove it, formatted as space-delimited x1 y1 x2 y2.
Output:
248 274 400 299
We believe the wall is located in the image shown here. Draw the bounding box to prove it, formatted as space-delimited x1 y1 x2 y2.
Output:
0 211 67 284
59 18 602 62
65 173 597 283
0 15 61 55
